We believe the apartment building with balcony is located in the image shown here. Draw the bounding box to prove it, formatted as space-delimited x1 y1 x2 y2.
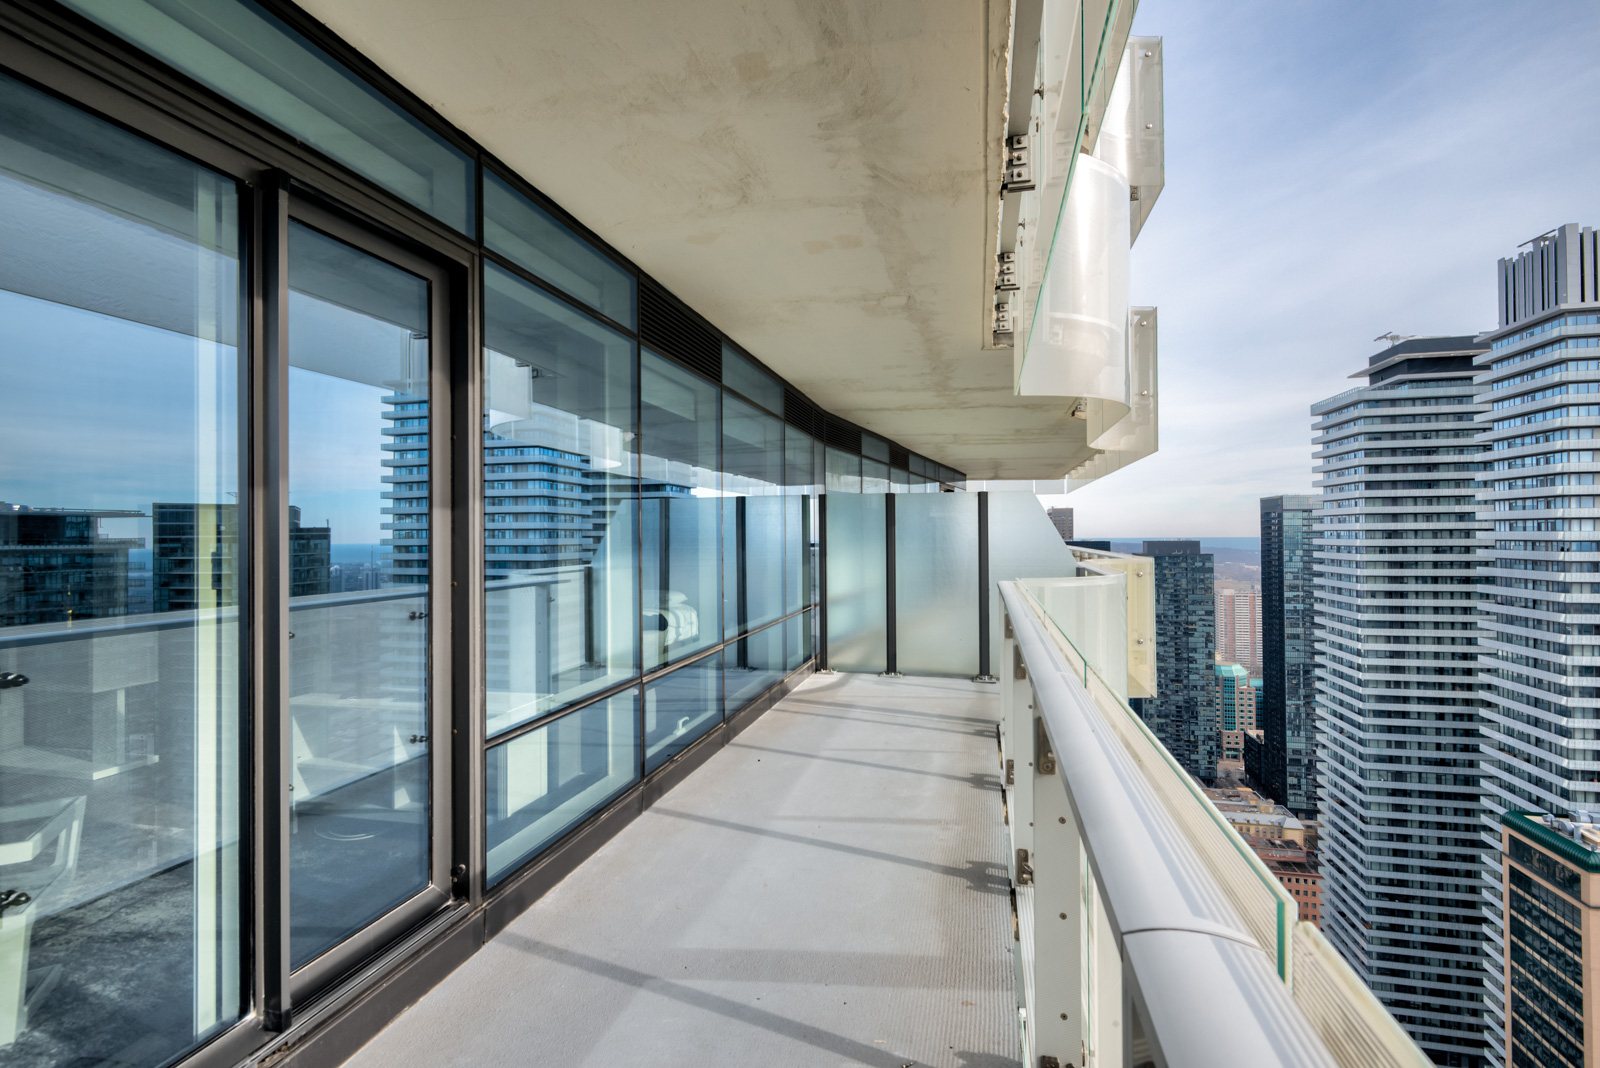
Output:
1217 586 1263 668
1474 223 1600 1065
0 2 1435 1068
1312 336 1492 1064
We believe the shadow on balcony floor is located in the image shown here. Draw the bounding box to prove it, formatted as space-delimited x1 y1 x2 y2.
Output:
346 672 1021 1068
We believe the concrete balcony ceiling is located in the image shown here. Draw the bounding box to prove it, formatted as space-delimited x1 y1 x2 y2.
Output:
297 0 1094 479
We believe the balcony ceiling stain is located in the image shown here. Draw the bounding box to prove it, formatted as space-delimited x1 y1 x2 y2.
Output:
296 0 1097 479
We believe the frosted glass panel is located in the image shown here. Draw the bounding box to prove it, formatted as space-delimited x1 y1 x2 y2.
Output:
825 493 885 672
895 494 979 677
987 492 1079 673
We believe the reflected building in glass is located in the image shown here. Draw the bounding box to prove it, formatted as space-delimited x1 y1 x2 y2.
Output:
0 505 140 627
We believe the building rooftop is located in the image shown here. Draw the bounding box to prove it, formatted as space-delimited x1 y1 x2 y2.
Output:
1503 810 1600 872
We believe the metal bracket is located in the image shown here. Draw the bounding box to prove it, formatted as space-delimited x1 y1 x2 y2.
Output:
1013 644 1027 680
0 889 33 917
1035 717 1056 776
1005 758 1015 786
1017 848 1034 886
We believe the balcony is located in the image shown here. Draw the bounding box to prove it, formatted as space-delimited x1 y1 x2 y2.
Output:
316 553 1426 1068
0 1 1442 1066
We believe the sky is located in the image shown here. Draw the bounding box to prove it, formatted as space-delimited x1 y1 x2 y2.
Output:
1048 0 1600 539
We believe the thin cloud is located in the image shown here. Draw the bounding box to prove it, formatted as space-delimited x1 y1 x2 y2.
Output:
1055 0 1600 537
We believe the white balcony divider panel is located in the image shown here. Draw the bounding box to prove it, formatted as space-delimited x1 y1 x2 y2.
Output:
1068 307 1160 490
892 493 980 678
1024 574 1129 703
1124 39 1165 242
984 492 1079 678
822 493 886 673
1017 152 1130 405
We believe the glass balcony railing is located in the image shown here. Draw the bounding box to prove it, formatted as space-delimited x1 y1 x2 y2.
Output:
1000 570 1430 1068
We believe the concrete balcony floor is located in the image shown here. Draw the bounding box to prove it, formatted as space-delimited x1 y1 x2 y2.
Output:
345 674 1020 1068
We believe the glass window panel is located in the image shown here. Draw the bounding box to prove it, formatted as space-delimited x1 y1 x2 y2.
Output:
63 0 475 233
861 458 890 495
486 691 638 884
720 344 783 413
824 494 886 672
0 72 243 1061
894 493 979 677
644 656 720 772
860 433 889 462
825 447 860 494
786 613 806 671
722 396 784 638
483 263 638 737
287 222 431 969
484 173 635 328
641 352 719 670
784 429 815 615
723 625 786 716
890 467 909 492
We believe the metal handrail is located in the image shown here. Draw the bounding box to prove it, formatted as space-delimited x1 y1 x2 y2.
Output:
1001 579 1431 1068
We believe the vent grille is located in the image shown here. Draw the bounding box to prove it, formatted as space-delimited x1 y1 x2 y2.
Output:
889 445 909 469
823 416 861 454
639 279 720 381
783 387 822 438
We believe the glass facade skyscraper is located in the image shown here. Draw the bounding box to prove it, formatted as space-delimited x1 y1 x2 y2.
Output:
1260 494 1319 818
1133 540 1219 782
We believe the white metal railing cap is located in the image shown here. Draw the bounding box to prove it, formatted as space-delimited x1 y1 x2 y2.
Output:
1125 932 1336 1068
1000 581 1250 943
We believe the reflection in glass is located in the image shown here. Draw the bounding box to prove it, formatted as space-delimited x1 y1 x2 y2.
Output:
287 223 431 968
784 429 815 615
62 0 475 233
486 692 637 885
484 173 635 327
722 397 784 638
825 447 861 494
644 656 720 772
0 73 242 1063
724 624 786 717
720 345 783 413
862 458 891 495
483 264 638 736
786 612 809 671
641 354 719 670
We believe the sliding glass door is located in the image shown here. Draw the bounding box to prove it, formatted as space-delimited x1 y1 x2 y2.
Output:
278 203 454 995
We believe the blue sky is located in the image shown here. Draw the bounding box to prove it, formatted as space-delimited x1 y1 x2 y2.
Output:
1054 0 1600 537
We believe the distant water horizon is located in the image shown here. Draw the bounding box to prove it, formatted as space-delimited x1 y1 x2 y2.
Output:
1097 536 1261 551
331 543 384 565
